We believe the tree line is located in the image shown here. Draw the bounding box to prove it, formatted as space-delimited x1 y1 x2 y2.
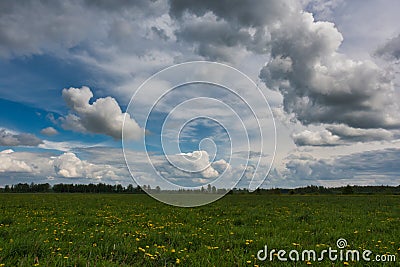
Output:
0 183 399 194
0 183 144 193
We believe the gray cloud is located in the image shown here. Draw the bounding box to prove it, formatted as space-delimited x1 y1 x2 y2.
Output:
292 129 340 146
259 11 400 130
169 0 287 61
375 33 400 61
283 149 400 186
61 86 142 140
326 124 394 142
169 0 400 134
0 129 43 146
0 0 169 58
169 0 296 28
300 0 345 20
292 124 395 147
40 127 59 136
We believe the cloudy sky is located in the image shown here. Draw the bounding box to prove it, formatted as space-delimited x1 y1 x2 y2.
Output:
0 0 399 189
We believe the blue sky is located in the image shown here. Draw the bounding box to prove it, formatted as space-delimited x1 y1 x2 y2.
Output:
0 0 399 190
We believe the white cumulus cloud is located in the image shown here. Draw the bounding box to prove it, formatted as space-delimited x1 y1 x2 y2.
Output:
61 86 142 140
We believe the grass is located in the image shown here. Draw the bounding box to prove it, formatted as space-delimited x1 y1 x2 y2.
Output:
0 194 398 266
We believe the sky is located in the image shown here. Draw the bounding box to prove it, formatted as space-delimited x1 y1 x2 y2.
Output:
0 0 400 190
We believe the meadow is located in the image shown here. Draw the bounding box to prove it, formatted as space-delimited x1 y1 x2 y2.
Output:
0 194 398 266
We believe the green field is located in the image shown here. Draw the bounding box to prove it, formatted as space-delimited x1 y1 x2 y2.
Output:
0 194 398 266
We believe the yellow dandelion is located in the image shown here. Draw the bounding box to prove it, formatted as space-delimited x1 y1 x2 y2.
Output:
344 262 349 266
306 261 312 265
171 249 176 253
246 260 252 264
176 258 181 264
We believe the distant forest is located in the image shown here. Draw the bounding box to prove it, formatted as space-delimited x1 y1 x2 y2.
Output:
0 183 399 195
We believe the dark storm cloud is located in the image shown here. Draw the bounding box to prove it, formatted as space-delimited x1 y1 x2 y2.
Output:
0 129 43 146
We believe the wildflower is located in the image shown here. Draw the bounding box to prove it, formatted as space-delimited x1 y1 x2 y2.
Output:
246 260 251 264
306 261 312 265
344 262 349 266
176 258 180 264
138 247 146 253
171 249 176 253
